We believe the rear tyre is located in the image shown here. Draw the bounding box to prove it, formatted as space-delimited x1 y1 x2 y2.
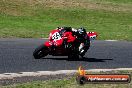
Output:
33 44 49 59
68 54 79 60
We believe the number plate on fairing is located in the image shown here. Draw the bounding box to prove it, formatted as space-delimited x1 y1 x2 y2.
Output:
52 32 62 40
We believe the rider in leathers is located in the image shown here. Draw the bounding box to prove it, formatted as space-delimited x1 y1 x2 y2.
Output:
49 27 90 57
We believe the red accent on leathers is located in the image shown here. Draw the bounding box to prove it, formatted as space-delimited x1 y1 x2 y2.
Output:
63 32 76 43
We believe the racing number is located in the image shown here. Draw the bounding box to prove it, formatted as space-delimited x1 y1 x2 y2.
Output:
52 32 61 40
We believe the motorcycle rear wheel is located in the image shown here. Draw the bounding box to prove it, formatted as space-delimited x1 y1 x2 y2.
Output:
68 54 79 60
33 44 49 59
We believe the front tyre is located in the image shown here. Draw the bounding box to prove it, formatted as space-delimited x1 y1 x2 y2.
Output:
33 44 49 59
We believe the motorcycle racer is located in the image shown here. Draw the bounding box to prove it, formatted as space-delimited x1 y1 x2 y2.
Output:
33 26 97 59
77 28 90 57
48 27 90 57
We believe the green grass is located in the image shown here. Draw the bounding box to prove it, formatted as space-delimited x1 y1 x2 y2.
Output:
0 0 132 40
2 71 132 88
3 79 131 88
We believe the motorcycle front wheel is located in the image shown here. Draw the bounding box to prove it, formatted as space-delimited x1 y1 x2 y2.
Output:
33 44 49 59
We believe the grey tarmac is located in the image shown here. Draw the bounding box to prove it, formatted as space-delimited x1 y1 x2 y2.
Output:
0 38 132 74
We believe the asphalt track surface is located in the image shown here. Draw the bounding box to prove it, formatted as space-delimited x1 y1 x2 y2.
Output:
0 38 132 74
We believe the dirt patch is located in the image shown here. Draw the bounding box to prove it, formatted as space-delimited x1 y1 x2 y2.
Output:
0 0 132 16
29 0 132 12
0 7 23 16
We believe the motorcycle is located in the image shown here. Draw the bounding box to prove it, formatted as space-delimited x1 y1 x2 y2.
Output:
33 28 98 59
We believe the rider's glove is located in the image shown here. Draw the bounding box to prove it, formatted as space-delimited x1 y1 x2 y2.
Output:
80 48 86 57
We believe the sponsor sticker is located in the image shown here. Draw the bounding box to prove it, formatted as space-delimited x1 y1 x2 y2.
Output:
76 66 131 84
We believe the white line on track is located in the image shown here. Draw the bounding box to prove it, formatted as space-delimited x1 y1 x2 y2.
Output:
105 40 118 41
0 68 132 79
41 38 48 39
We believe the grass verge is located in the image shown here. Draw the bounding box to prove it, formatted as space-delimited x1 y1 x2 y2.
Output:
0 0 132 40
1 70 132 88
